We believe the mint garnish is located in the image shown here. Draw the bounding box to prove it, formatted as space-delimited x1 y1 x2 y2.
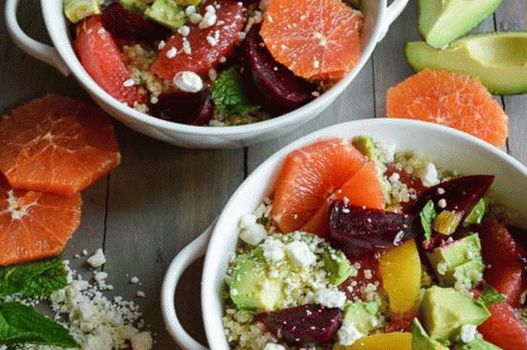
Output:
0 302 77 347
478 285 506 306
420 200 437 242
212 66 260 116
0 255 68 298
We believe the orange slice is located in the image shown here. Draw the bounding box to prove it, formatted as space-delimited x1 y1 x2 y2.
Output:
0 176 81 266
0 95 121 195
271 139 366 234
302 161 385 236
386 69 508 147
260 0 363 81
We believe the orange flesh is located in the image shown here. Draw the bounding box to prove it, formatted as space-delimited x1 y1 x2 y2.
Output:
0 95 121 195
387 69 508 147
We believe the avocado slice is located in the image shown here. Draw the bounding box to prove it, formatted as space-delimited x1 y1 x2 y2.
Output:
427 234 484 289
464 199 487 226
418 0 503 49
322 248 353 286
406 33 527 95
145 0 186 30
119 0 153 12
230 253 284 312
342 301 379 335
454 338 502 350
64 0 103 23
421 287 490 341
412 318 450 350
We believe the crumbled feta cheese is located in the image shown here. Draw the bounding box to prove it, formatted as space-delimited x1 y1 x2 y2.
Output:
460 324 477 343
177 25 190 37
173 71 203 93
87 249 106 268
185 5 197 16
419 162 440 187
337 321 364 346
123 78 135 87
130 276 140 284
240 223 268 246
136 291 146 298
314 287 346 309
166 47 178 58
438 198 447 209
263 343 286 350
189 13 203 24
377 142 396 163
261 238 285 262
285 241 316 267
131 331 153 350
83 330 113 350
157 40 166 50
436 262 448 275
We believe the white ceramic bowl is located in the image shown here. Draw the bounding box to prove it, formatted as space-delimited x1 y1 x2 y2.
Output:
161 118 527 349
6 0 408 148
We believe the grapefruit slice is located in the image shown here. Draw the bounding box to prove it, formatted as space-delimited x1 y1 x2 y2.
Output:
0 95 121 195
0 176 81 266
303 162 385 236
150 0 246 79
271 139 366 234
386 69 508 147
76 15 144 106
260 0 363 81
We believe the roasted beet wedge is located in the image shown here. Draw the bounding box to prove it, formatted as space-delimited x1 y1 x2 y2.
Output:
102 3 169 42
257 304 342 346
412 175 495 217
150 90 214 125
329 201 418 257
243 24 315 113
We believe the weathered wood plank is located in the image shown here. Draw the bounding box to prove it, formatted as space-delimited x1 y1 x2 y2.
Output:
104 127 244 349
495 1 527 165
0 3 106 272
247 60 375 172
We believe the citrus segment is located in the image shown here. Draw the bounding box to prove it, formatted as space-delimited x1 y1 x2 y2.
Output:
260 0 363 81
0 95 121 195
386 69 508 147
0 177 82 266
271 139 366 233
75 15 144 106
302 162 384 237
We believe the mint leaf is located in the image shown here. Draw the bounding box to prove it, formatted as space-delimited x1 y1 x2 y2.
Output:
0 255 67 297
420 200 437 242
0 302 77 347
212 66 260 116
478 285 506 306
465 198 486 225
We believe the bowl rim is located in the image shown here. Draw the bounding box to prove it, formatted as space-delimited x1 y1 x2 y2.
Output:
41 0 388 136
201 118 527 347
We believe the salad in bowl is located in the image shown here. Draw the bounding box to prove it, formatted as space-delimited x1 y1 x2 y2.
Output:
161 120 527 350
220 135 527 349
63 0 363 126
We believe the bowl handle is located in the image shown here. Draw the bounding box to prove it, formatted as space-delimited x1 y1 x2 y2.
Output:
378 0 409 42
5 0 70 76
161 221 216 350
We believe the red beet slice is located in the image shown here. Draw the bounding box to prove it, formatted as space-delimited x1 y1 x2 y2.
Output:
329 201 418 257
257 304 342 346
150 90 214 125
243 24 315 113
102 3 169 42
412 175 494 218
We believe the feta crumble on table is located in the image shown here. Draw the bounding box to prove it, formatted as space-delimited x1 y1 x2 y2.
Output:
87 248 107 268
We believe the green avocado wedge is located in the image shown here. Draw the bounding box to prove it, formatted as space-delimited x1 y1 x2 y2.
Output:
418 0 503 49
405 33 527 95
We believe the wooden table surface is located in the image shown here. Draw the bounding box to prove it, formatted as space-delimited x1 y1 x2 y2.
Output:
1 1 526 349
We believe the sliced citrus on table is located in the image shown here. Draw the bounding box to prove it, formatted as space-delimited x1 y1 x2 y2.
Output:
260 0 363 81
0 176 81 266
76 15 145 106
386 69 508 148
0 95 121 195
271 138 367 234
302 161 385 236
